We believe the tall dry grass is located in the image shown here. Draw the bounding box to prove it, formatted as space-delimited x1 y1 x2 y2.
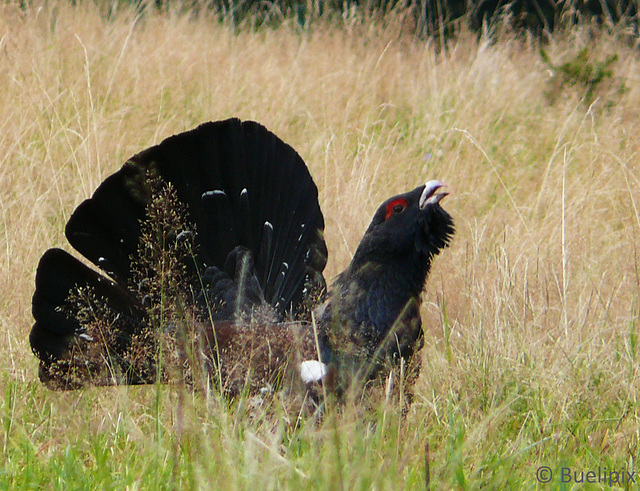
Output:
1 0 640 486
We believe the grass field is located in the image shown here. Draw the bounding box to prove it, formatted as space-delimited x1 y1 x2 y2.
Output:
1 1 640 488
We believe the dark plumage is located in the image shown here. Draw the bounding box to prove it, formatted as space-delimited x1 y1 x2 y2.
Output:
29 118 453 394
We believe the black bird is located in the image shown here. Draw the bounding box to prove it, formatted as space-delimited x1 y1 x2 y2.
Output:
29 118 454 394
318 180 452 386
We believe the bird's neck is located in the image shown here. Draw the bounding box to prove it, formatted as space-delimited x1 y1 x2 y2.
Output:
346 250 431 297
331 251 431 336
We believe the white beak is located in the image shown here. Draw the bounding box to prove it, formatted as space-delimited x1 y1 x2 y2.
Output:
419 180 448 209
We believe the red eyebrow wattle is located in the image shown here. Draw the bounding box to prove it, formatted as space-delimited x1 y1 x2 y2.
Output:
385 198 408 220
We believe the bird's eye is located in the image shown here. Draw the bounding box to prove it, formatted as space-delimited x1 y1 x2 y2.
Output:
385 198 408 220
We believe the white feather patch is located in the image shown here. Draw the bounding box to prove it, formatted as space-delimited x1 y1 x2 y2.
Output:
299 360 327 384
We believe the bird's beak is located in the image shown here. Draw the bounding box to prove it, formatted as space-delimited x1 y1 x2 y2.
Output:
419 180 448 209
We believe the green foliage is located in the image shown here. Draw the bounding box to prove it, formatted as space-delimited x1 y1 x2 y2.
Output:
540 47 622 106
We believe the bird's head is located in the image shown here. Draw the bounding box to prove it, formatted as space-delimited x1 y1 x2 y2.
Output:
352 180 454 265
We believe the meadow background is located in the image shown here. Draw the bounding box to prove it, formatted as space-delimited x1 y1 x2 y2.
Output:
1 0 640 488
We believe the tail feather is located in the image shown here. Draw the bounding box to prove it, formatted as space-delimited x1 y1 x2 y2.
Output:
201 189 238 268
65 166 148 285
256 221 274 288
31 248 145 388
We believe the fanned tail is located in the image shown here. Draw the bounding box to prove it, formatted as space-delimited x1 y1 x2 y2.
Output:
30 118 327 389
